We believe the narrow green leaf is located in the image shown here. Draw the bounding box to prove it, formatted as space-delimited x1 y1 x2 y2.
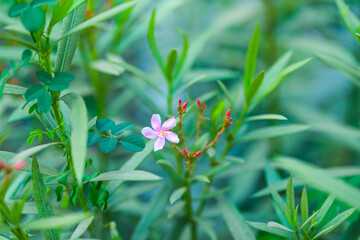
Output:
313 208 356 240
269 186 286 214
286 176 295 224
61 93 88 185
32 155 59 240
267 221 294 233
217 196 256 240
244 22 260 94
246 71 264 104
300 186 308 224
169 187 186 204
55 2 87 73
274 156 360 209
174 30 189 78
316 194 335 225
300 210 319 230
194 216 217 240
195 187 231 201
3 84 26 95
238 124 310 142
55 1 136 44
130 185 171 240
248 221 294 239
217 80 236 114
23 212 92 230
70 216 94 240
107 140 155 194
192 175 210 183
147 9 165 71
156 160 182 186
165 49 177 81
91 170 162 182
10 142 59 164
317 53 360 87
245 114 287 122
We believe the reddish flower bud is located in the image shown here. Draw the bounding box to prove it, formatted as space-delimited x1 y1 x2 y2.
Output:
178 99 182 105
183 148 189 156
14 160 25 171
196 98 201 107
203 103 206 109
182 102 188 109
229 118 233 122
0 161 5 170
226 109 231 117
194 151 202 157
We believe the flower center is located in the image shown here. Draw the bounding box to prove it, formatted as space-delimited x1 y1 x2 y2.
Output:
159 130 165 137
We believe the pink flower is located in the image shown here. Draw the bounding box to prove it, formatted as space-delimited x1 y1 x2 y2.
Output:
14 160 25 171
141 114 180 151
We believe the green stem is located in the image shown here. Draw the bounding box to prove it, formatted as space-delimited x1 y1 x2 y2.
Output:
184 179 196 240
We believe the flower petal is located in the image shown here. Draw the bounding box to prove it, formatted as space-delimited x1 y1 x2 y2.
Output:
162 116 177 130
165 131 180 143
151 114 161 131
141 127 158 139
154 137 165 151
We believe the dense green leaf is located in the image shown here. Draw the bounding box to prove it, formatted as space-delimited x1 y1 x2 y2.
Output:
111 123 134 136
91 170 161 182
24 84 46 101
21 49 32 68
217 196 256 240
99 137 117 154
8 3 29 17
32 155 59 240
36 71 52 84
87 132 101 147
37 91 52 113
120 135 145 152
31 0 56 8
96 118 115 132
21 7 45 32
61 93 88 185
48 78 69 92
